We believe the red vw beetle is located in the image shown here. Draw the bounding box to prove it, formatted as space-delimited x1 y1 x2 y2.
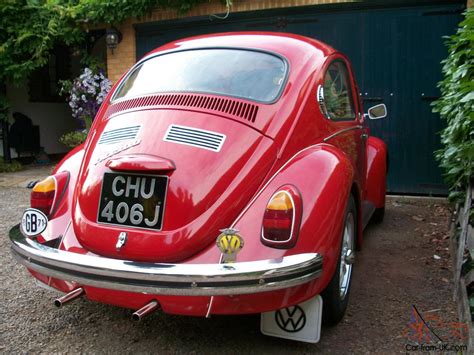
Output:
10 33 387 343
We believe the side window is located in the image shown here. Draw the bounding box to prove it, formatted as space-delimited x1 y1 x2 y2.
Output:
319 61 355 121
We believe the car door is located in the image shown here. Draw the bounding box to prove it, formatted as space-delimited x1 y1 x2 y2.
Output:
319 57 367 195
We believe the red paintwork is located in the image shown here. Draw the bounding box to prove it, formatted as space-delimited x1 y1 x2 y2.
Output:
25 32 387 316
366 136 388 209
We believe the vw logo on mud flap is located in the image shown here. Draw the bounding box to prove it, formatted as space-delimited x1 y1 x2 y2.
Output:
275 306 307 333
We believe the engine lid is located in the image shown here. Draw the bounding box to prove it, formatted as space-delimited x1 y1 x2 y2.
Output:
72 108 276 262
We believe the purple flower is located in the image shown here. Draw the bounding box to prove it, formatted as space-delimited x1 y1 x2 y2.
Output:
65 67 111 126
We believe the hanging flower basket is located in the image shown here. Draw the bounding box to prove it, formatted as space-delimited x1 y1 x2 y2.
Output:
60 67 111 148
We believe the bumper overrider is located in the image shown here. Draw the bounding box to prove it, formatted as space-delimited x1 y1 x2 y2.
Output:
9 225 323 296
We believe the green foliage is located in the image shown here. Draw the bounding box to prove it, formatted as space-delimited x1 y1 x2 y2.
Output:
0 0 232 119
59 130 87 148
0 0 232 82
79 0 231 24
0 1 85 83
432 8 474 200
0 158 22 172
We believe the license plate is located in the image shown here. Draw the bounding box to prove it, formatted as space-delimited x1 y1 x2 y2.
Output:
97 172 168 230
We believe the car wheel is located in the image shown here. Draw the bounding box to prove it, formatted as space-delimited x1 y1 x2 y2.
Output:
321 194 356 326
371 206 385 224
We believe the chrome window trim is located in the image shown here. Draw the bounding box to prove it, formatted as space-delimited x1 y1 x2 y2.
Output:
319 59 357 122
111 47 290 105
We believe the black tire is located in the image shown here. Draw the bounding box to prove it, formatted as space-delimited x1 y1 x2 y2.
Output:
321 195 356 326
371 206 385 224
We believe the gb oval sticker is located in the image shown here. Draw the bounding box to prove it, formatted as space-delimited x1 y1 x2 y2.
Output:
21 208 48 237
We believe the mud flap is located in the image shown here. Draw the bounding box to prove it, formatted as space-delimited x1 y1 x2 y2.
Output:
260 295 323 343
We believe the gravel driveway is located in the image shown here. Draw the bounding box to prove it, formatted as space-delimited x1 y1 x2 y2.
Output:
0 186 463 353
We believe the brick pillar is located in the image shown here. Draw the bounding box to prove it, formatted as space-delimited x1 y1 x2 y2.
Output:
106 20 136 84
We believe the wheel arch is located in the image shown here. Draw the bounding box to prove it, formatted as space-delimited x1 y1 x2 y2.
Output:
232 143 355 297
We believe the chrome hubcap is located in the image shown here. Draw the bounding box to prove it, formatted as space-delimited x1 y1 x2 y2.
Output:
344 249 355 265
339 212 355 300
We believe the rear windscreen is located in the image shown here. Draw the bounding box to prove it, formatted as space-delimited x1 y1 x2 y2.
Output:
113 49 287 103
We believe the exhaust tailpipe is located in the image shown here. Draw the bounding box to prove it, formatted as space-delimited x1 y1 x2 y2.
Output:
132 300 159 322
54 288 84 308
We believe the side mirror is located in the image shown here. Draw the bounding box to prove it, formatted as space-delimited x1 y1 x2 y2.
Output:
367 104 387 120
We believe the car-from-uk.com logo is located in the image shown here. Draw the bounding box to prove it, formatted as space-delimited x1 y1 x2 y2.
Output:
402 305 467 353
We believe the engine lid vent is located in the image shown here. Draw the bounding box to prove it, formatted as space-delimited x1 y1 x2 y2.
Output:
163 124 226 152
106 94 259 123
98 125 141 145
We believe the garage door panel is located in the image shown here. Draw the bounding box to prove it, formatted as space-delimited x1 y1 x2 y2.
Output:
135 3 464 195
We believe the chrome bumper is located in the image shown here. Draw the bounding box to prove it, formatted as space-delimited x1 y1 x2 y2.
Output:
9 225 323 296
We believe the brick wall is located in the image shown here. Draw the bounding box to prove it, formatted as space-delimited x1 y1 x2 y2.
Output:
106 0 355 82
107 19 136 84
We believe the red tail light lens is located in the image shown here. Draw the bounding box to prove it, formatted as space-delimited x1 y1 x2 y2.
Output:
30 171 69 216
261 185 302 249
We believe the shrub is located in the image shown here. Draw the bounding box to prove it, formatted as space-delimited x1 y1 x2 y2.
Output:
59 130 88 149
433 8 474 200
0 158 21 173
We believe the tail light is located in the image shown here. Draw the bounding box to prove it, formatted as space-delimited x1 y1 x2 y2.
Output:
261 185 302 249
31 171 69 217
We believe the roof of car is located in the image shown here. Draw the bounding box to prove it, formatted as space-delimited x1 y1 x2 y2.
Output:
142 32 336 64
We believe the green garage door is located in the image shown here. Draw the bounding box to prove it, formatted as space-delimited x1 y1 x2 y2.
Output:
135 2 464 195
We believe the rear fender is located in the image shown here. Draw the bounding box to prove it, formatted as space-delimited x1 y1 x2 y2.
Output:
29 145 85 291
51 144 85 219
35 145 85 244
366 137 387 209
232 144 354 293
